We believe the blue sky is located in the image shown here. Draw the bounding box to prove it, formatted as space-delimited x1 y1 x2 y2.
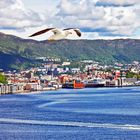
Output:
0 0 140 40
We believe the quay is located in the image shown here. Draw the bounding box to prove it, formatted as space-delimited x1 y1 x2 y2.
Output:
1 77 140 95
0 84 59 95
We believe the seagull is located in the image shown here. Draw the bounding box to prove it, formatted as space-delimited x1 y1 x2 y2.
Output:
29 28 81 41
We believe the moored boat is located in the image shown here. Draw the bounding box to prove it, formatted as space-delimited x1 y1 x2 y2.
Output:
62 80 85 89
84 78 106 88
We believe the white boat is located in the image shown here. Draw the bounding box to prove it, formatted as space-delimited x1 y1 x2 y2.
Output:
85 78 106 87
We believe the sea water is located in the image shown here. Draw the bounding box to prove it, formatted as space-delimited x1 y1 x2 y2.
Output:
0 87 140 140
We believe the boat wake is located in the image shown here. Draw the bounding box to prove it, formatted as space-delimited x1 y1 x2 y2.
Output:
0 118 140 130
38 99 68 108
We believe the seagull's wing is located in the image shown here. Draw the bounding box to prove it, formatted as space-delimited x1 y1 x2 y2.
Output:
63 28 82 37
29 28 55 37
73 29 81 37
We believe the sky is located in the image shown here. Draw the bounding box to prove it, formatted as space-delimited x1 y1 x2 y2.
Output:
0 0 140 40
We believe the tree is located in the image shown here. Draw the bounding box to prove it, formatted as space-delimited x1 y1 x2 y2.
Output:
126 72 140 79
0 73 7 84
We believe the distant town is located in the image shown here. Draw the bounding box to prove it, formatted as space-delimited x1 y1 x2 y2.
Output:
0 57 140 94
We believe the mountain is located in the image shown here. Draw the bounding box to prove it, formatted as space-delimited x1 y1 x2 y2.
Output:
0 32 140 70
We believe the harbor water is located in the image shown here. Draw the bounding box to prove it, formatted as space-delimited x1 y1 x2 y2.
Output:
0 87 140 140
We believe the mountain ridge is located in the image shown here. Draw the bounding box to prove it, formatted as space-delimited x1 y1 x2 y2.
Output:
0 32 140 70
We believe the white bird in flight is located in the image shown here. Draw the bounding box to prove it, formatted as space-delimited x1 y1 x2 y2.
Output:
29 28 81 41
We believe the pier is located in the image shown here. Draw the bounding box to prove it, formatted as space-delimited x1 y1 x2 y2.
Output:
0 84 23 94
0 84 60 95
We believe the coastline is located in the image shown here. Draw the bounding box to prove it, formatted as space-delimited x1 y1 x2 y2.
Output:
0 84 140 95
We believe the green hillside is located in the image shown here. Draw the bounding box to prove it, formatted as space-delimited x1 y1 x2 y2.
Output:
0 32 140 70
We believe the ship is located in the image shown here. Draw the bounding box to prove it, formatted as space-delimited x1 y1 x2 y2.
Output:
62 80 85 89
84 78 106 88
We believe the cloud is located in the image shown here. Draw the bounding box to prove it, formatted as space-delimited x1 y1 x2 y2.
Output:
104 7 140 35
47 0 140 38
48 0 106 28
0 0 43 30
1 0 140 40
96 0 140 7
